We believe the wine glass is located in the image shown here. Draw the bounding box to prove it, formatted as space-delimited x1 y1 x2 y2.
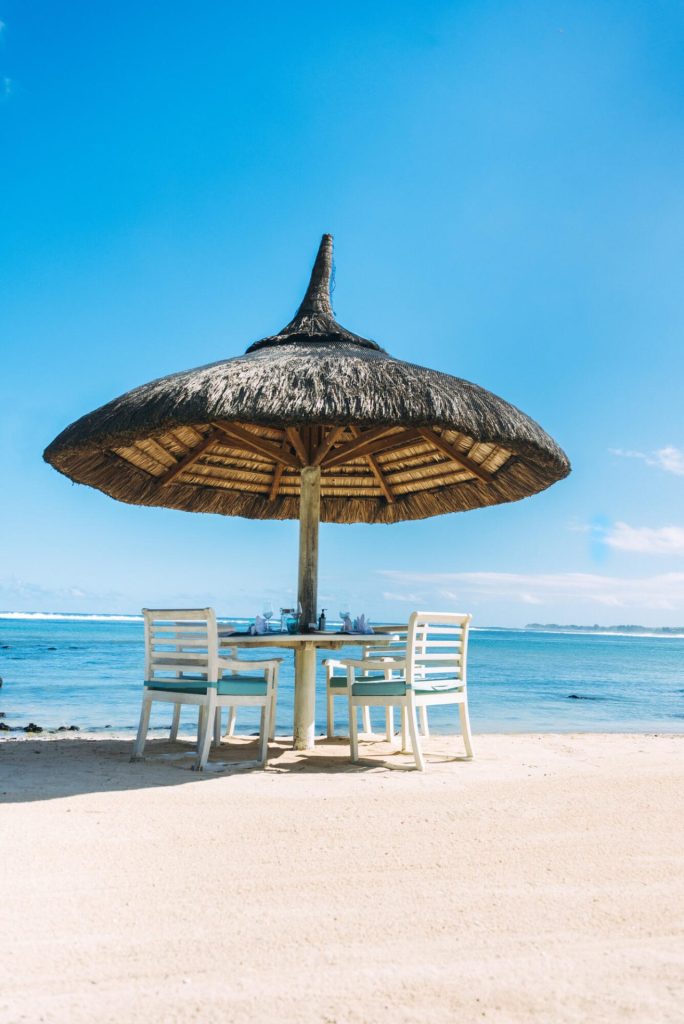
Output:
262 599 274 631
339 598 350 628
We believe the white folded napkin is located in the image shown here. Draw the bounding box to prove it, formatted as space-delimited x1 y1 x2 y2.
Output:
354 614 374 635
250 614 267 635
342 615 353 632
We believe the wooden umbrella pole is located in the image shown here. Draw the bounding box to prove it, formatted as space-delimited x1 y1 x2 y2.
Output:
297 465 320 627
294 465 321 750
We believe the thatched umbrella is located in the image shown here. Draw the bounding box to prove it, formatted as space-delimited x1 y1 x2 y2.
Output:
44 234 570 747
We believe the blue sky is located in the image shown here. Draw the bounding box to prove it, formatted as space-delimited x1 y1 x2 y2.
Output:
2 0 684 625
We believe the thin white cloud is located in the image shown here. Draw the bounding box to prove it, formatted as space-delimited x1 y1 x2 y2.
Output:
656 446 684 475
603 522 684 555
611 445 684 476
0 576 124 612
610 448 647 462
378 569 684 611
567 521 593 533
381 590 426 604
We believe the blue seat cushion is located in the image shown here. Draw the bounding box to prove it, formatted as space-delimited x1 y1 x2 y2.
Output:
352 680 407 696
146 675 268 697
148 683 208 695
218 677 268 697
329 672 405 690
352 677 461 697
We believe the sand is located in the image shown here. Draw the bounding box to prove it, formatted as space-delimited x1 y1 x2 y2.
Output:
0 731 682 1023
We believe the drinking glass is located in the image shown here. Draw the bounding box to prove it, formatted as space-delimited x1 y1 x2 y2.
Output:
262 600 274 631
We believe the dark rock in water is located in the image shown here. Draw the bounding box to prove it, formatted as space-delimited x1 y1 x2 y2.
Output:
0 711 5 717
0 645 9 649
68 725 79 731
567 694 598 701
24 722 43 733
0 721 10 731
57 726 68 731
47 647 57 651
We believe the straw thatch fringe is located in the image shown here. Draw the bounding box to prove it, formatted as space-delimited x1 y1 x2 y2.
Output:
47 441 563 524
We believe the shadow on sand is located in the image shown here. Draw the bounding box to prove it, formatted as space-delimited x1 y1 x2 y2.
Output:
0 733 471 804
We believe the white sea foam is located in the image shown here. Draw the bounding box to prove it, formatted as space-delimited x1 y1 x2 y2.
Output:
0 611 255 625
0 612 143 623
520 627 684 640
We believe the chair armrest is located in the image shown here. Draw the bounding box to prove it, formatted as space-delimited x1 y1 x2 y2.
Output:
366 657 406 670
219 657 283 671
364 651 406 661
335 658 372 670
337 657 407 671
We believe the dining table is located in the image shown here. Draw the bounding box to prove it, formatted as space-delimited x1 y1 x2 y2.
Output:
217 624 404 749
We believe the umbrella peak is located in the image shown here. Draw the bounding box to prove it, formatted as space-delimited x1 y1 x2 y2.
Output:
294 233 334 319
246 234 383 353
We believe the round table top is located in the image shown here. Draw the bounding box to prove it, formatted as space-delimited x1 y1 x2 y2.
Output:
217 626 403 649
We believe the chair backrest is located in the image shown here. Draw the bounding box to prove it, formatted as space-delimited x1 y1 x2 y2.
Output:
407 612 471 687
143 608 218 686
363 627 409 677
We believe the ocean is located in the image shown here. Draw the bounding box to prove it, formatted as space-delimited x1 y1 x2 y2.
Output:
1 614 683 736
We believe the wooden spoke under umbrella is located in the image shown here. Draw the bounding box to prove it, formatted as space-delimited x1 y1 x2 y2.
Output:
44 234 570 748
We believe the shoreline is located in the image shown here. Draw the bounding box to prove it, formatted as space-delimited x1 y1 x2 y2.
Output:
3 723 684 743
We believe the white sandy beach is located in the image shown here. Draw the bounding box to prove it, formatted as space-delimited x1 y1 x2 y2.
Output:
1 732 682 1023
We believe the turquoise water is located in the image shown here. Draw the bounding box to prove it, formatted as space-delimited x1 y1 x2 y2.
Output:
1 616 683 735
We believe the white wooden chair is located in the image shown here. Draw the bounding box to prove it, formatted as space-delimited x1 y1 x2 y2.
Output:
214 652 282 751
325 657 371 737
217 649 281 745
324 628 408 741
339 612 473 771
169 643 237 743
132 609 280 770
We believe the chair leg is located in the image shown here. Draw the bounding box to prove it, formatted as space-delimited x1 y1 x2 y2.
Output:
419 705 430 738
362 705 372 734
407 702 425 771
258 705 269 766
400 706 409 752
224 706 236 738
213 707 222 748
170 703 181 741
269 686 277 741
131 694 152 761
349 699 359 763
195 698 214 771
326 689 335 738
385 706 395 742
459 701 474 758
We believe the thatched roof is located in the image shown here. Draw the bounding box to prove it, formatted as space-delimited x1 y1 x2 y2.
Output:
43 234 570 524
